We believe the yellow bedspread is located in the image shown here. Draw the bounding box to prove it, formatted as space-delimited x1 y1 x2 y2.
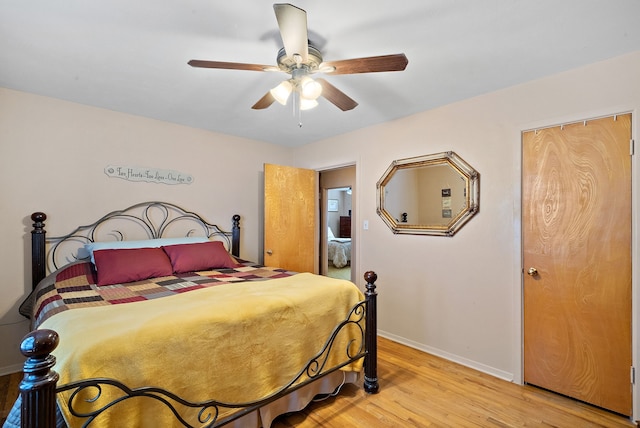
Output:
40 273 365 427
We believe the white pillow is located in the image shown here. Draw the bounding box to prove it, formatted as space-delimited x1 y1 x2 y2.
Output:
84 236 209 264
328 227 336 240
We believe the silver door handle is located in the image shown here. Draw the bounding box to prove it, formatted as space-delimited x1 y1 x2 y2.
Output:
266 249 273 255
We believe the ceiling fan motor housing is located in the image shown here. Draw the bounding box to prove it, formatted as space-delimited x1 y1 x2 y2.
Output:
276 45 323 72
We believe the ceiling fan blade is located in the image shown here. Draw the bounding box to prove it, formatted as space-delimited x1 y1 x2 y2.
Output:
252 91 276 110
273 3 308 63
316 78 358 111
188 60 276 72
322 54 408 75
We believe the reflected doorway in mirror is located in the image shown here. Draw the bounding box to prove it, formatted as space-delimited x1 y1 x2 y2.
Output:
376 151 479 236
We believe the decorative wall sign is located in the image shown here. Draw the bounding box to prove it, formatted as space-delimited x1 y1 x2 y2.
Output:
105 165 194 185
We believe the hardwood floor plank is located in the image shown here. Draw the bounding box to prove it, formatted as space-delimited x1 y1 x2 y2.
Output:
1 337 635 427
0 370 20 423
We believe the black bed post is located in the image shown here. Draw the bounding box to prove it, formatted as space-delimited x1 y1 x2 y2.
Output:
31 212 47 290
363 271 379 394
20 329 60 428
231 214 241 257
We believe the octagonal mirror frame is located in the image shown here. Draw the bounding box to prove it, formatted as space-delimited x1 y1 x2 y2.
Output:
376 151 480 236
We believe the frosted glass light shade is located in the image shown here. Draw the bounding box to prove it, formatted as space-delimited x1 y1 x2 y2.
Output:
299 97 319 110
300 76 322 100
270 80 293 105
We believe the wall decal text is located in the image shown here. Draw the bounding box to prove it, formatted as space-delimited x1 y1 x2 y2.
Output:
105 165 193 185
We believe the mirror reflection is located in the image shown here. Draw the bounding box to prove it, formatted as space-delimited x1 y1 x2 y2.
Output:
377 152 479 236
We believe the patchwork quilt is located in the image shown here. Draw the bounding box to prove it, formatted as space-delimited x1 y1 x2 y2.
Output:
24 259 296 329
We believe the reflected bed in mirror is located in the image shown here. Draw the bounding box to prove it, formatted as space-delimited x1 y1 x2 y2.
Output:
376 151 479 236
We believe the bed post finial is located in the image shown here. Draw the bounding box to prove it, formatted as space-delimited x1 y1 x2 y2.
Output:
232 214 241 257
31 212 47 290
363 271 379 394
20 329 60 428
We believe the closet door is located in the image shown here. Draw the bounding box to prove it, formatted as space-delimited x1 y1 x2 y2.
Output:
522 114 632 415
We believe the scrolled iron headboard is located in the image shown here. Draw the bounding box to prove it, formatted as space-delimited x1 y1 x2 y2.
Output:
31 201 241 289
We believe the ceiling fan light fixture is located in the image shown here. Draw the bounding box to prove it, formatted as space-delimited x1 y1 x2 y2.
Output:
270 80 293 105
299 76 322 100
299 97 319 110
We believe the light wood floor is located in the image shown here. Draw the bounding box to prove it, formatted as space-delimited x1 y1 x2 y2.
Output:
273 337 635 427
0 367 20 424
1 337 636 427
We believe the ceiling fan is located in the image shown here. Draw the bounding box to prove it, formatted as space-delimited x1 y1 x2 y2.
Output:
188 3 408 112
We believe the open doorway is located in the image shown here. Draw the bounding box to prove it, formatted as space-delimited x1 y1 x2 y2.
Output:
320 166 355 282
326 187 352 279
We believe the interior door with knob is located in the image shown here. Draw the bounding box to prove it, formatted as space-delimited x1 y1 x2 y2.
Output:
522 114 632 415
264 163 318 273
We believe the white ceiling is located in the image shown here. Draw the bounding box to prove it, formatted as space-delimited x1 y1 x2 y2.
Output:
2 1 640 147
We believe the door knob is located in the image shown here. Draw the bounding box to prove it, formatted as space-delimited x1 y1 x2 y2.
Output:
527 267 538 276
266 249 273 255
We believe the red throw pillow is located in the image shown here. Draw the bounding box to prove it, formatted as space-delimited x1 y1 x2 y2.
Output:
162 241 237 273
93 247 173 286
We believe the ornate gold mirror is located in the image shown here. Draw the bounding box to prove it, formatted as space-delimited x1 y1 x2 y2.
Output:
376 152 479 236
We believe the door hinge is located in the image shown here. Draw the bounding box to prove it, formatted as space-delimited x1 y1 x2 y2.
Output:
631 139 635 156
631 366 636 385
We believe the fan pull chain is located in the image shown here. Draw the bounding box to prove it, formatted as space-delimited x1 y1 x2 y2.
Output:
293 91 303 127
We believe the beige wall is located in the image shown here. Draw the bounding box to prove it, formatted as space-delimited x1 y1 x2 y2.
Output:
0 88 291 373
292 51 640 399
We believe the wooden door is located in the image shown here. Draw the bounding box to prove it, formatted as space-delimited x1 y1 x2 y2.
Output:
522 114 632 415
264 163 318 273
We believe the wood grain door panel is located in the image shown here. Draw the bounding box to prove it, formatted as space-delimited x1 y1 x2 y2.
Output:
264 163 318 273
522 114 632 415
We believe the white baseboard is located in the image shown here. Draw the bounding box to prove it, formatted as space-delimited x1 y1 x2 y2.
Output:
0 363 23 377
378 329 514 382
